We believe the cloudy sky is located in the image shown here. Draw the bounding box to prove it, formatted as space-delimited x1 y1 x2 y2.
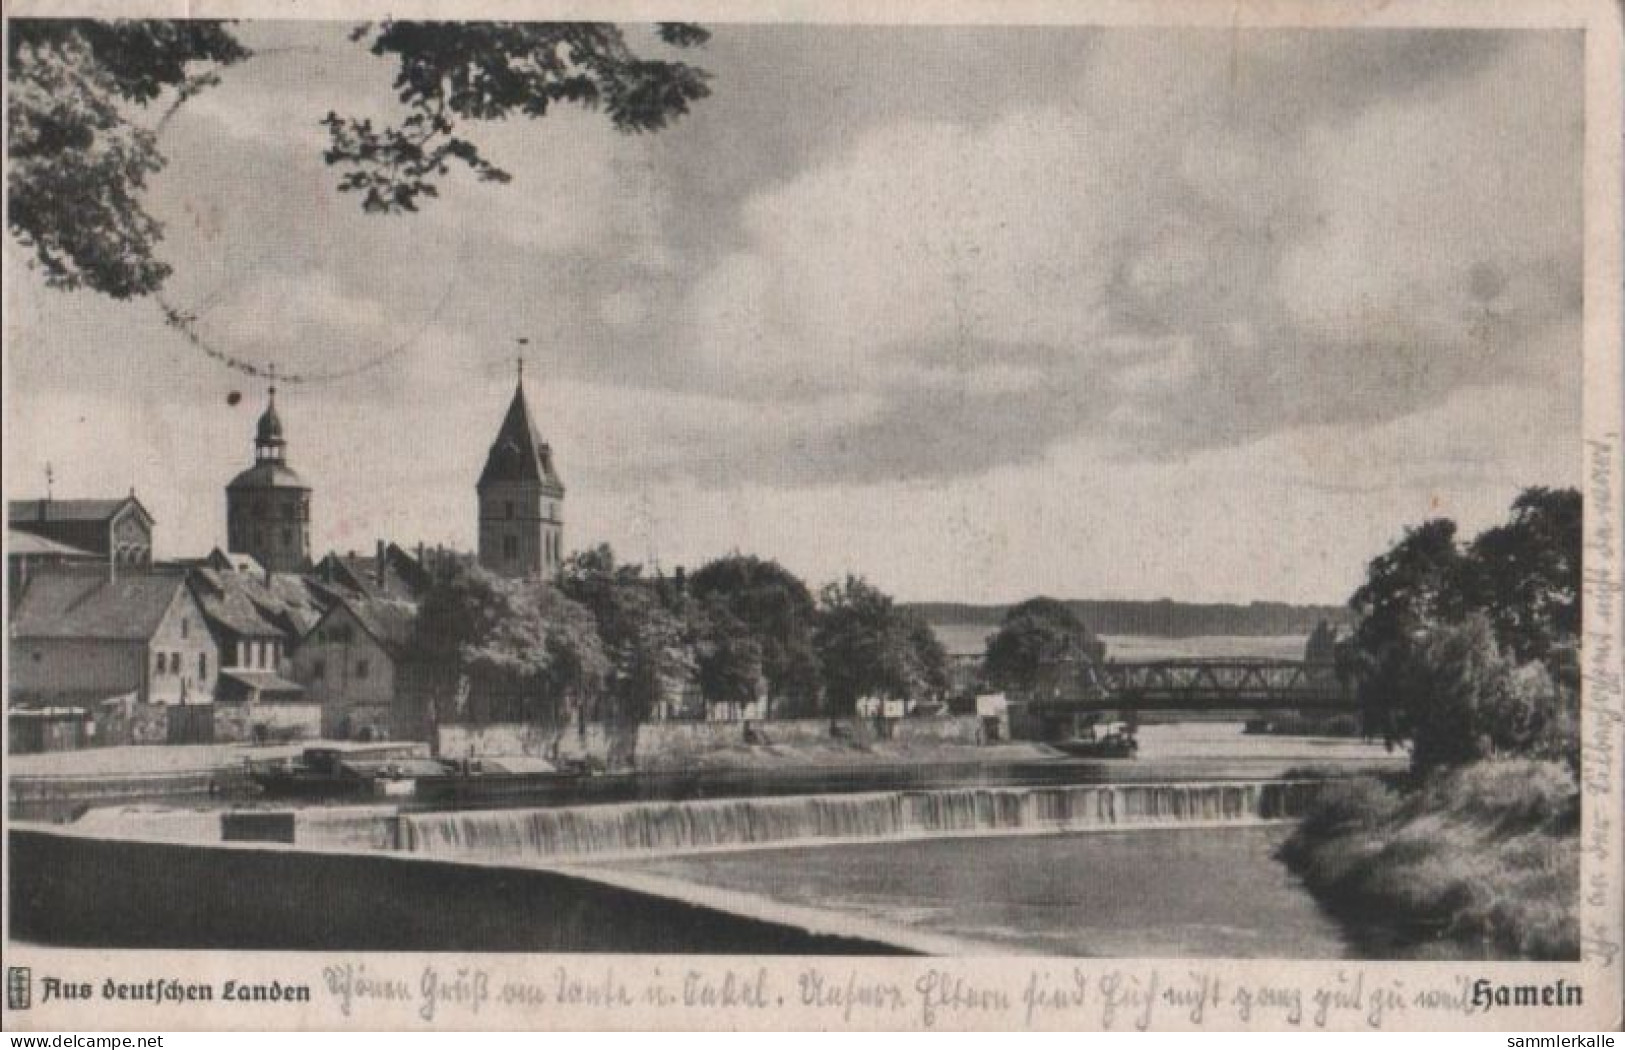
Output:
4 22 1582 604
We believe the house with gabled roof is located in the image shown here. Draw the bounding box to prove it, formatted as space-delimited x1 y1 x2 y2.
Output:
311 540 433 603
186 565 308 705
288 594 419 739
9 493 154 568
10 566 216 707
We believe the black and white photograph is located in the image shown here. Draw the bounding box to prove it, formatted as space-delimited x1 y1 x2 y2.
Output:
3 0 1621 1032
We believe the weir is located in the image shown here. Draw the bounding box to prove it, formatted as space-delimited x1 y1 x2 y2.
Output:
396 779 1322 863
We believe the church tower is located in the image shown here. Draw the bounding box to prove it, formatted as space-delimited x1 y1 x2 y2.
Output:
478 363 565 578
226 386 312 573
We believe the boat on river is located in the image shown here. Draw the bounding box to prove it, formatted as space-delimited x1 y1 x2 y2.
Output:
1051 721 1139 759
410 755 590 805
247 747 585 800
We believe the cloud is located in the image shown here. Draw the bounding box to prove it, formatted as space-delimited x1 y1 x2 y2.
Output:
650 29 1581 486
5 24 1584 603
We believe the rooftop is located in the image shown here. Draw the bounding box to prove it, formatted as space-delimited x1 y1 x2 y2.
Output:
11 568 191 641
7 529 101 558
226 461 308 491
478 378 564 493
9 496 151 526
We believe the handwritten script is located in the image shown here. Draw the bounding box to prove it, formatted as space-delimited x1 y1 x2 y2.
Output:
314 963 1574 1029
1582 434 1622 969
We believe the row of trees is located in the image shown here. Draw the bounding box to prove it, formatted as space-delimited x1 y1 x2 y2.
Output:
412 546 949 726
1342 487 1582 774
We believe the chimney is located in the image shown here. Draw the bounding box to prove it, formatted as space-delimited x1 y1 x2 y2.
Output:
375 540 386 587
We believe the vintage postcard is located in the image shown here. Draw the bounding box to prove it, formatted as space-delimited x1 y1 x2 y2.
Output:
3 0 1622 1032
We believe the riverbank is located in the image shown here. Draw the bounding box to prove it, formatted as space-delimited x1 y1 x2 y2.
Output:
1278 758 1580 959
11 724 1402 823
7 741 312 777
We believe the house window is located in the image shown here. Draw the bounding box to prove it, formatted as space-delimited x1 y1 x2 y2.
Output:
505 500 514 520
181 617 189 639
503 534 517 559
199 652 208 680
170 652 182 673
312 658 326 680
155 653 166 676
356 659 370 680
281 528 292 546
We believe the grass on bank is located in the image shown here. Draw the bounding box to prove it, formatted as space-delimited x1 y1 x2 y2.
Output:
1278 758 1580 960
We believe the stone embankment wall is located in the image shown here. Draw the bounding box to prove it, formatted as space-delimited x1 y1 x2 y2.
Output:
9 829 913 954
84 701 321 748
436 716 984 767
212 701 322 743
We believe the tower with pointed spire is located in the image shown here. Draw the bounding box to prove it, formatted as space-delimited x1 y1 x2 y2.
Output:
477 361 565 578
226 386 312 573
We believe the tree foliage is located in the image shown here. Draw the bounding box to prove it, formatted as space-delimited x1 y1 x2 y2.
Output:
689 597 766 709
561 544 693 725
414 560 605 724
1459 487 1582 670
1344 488 1582 775
7 19 709 298
325 22 709 214
7 21 247 298
688 554 822 715
1386 614 1552 772
813 575 948 715
982 596 1107 693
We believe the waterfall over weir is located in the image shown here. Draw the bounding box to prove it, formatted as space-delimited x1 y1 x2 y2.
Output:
396 780 1322 863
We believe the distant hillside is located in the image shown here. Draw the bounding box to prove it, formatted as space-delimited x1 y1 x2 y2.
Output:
909 599 1352 639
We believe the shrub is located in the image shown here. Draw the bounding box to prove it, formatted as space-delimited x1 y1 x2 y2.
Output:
1281 759 1580 960
1291 776 1398 841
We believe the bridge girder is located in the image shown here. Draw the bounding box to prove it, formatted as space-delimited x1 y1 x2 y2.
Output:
1038 659 1355 712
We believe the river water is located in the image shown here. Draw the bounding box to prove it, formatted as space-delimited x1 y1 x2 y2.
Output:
385 720 1393 956
393 771 1362 957
618 824 1353 958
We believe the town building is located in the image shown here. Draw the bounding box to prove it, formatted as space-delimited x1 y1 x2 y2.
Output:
226 387 311 573
311 540 434 603
9 493 154 568
186 565 308 705
477 363 565 578
7 529 103 610
288 595 418 739
9 566 217 708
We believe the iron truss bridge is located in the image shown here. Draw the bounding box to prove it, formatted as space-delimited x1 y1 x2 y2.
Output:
1033 659 1356 712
